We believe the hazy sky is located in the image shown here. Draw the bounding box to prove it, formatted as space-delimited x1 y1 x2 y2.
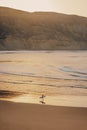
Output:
0 0 87 17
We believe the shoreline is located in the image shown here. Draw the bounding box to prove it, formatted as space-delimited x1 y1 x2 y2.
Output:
0 100 87 130
0 91 87 108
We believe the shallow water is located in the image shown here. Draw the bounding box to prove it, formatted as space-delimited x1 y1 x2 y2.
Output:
0 51 87 107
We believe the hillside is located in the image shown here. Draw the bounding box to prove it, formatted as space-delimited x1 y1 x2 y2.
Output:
0 7 87 50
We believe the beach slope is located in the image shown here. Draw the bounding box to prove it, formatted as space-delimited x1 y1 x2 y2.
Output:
0 101 87 130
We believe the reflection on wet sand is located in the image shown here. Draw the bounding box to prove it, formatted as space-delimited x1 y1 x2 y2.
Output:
40 101 46 104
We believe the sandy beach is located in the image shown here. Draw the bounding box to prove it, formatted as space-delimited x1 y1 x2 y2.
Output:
0 100 87 130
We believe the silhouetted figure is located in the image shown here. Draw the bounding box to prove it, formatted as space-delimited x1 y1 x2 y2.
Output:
39 94 46 104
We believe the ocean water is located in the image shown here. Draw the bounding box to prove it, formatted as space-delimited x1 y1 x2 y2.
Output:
0 51 87 107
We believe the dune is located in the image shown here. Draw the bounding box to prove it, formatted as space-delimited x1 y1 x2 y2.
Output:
0 100 87 130
0 7 87 50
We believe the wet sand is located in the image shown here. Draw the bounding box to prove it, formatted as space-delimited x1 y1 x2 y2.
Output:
0 100 87 130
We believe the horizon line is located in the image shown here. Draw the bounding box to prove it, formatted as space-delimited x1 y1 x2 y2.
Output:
0 6 87 18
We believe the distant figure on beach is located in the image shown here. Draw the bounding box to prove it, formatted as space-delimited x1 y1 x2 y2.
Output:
40 94 46 104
